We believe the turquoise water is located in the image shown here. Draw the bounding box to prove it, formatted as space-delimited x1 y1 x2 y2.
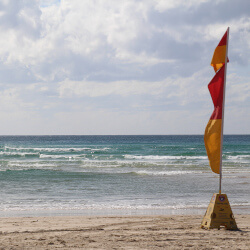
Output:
0 135 249 217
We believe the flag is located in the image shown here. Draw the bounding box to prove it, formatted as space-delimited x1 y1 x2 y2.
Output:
211 30 229 72
204 65 225 174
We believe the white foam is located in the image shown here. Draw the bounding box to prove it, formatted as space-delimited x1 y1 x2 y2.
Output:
4 146 110 153
7 162 58 168
124 155 207 160
0 152 39 157
135 170 202 176
228 155 250 160
39 154 79 159
0 203 209 212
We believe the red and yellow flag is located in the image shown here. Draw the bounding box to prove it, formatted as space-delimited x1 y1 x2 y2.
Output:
205 29 229 174
204 65 225 174
211 30 229 72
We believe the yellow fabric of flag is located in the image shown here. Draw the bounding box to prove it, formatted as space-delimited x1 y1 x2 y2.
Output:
204 119 222 174
210 30 228 72
211 45 227 72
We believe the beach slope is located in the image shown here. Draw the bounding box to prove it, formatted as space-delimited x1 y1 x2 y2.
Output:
0 215 249 249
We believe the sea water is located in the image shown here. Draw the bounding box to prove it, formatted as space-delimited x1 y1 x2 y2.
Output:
0 135 249 217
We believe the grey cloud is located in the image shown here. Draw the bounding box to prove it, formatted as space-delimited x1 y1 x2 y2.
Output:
0 63 36 84
0 0 42 38
129 32 203 63
149 0 249 26
0 0 248 135
146 5 249 69
1 0 248 86
194 0 250 24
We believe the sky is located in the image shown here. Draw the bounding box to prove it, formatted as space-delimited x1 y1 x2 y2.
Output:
0 0 249 135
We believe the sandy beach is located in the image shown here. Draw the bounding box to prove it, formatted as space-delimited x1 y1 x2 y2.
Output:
0 214 249 249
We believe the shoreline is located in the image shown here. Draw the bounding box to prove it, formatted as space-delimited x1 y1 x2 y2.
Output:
1 205 249 218
0 214 249 249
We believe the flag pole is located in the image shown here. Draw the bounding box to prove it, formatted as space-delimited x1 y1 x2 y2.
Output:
219 27 229 194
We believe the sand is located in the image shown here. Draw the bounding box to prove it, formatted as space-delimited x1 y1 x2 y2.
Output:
0 214 249 249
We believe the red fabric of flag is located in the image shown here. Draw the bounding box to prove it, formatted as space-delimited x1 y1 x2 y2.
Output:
208 65 225 120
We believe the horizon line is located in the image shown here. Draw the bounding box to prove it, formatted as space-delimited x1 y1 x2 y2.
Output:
0 134 249 136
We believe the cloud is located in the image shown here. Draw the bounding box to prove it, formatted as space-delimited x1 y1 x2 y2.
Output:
0 0 249 134
1 0 249 81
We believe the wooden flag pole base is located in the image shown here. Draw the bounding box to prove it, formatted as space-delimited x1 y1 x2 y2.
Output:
201 193 238 230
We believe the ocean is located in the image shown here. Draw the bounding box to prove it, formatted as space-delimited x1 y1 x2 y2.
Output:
0 135 249 217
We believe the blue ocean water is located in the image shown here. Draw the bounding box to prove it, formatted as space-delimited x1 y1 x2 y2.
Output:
0 135 249 217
